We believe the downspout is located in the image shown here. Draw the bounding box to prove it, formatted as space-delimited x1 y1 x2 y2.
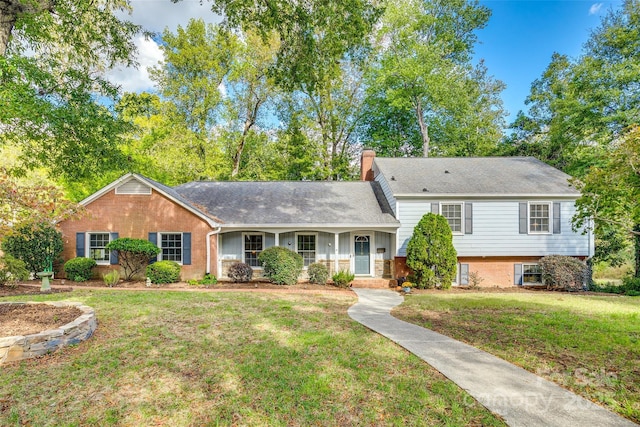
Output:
206 227 222 275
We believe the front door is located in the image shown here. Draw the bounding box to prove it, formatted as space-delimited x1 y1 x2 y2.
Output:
354 235 370 275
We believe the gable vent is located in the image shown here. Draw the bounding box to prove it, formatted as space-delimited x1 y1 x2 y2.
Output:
116 179 152 195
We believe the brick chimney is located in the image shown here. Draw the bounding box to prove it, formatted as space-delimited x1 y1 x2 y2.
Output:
360 149 376 181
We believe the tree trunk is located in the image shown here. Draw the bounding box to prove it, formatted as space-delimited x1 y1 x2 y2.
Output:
634 223 640 278
414 99 430 157
231 95 261 178
0 0 55 56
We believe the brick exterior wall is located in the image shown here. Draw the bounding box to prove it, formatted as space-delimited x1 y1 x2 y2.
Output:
57 189 217 281
394 255 584 287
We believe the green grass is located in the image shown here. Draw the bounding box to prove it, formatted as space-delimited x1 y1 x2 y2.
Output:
393 292 640 423
0 290 503 426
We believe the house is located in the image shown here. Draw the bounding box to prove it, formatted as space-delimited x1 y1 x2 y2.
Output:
57 151 593 286
361 150 593 286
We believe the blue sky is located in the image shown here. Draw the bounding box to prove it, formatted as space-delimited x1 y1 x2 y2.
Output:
115 1 623 127
474 0 622 124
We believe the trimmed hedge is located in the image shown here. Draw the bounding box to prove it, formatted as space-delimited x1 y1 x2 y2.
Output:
308 262 329 284
228 262 253 283
146 260 181 284
64 257 97 282
258 246 303 285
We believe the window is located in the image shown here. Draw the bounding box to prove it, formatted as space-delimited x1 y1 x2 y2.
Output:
523 264 542 284
441 203 463 233
244 234 263 267
529 203 550 233
160 233 182 263
89 233 110 263
297 234 316 267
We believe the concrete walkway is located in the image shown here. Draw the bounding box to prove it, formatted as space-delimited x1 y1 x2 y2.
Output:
348 288 637 427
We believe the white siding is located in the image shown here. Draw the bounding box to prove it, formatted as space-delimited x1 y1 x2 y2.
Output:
397 200 590 257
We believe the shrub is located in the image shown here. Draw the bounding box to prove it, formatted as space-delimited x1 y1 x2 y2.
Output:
64 257 97 282
308 262 329 284
0 254 29 286
332 270 355 288
258 246 303 285
199 273 217 286
106 238 161 281
228 262 253 283
1 222 63 274
539 255 587 291
102 269 120 287
406 213 457 289
146 260 181 284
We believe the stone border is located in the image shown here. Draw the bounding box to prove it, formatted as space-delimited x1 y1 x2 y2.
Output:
0 302 97 365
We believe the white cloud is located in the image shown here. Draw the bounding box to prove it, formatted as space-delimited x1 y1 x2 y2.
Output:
107 1 222 93
107 35 163 93
125 1 222 34
589 3 604 15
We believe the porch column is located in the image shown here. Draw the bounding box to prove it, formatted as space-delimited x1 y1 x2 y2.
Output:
334 233 340 273
275 233 280 247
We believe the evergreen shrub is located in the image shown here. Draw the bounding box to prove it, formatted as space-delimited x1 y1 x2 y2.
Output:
308 262 329 284
406 213 457 289
258 246 303 285
64 257 97 282
146 260 181 284
1 222 63 274
106 238 160 281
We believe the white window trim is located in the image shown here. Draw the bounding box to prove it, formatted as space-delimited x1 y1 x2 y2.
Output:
523 263 543 284
158 232 184 265
242 232 265 269
528 202 552 235
295 232 318 268
86 232 112 265
440 202 464 235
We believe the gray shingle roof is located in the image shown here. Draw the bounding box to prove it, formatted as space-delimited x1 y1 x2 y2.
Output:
374 157 579 196
174 181 400 227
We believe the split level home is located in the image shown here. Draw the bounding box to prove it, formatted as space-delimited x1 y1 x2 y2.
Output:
57 150 594 287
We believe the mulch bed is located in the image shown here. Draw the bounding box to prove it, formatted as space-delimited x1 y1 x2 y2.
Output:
0 304 82 337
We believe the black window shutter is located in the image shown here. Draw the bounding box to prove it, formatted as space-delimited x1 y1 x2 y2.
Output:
76 233 85 258
431 202 440 214
148 232 158 263
183 233 191 265
464 203 473 234
553 202 561 234
519 203 528 234
460 264 469 285
514 264 523 285
110 232 119 265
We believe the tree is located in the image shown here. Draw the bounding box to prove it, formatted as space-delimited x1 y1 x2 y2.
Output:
0 0 140 181
0 168 80 238
364 0 504 157
406 213 457 289
573 126 640 278
1 222 63 275
105 238 160 281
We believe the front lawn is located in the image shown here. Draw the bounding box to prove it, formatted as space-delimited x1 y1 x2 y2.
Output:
393 291 640 423
0 290 503 426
